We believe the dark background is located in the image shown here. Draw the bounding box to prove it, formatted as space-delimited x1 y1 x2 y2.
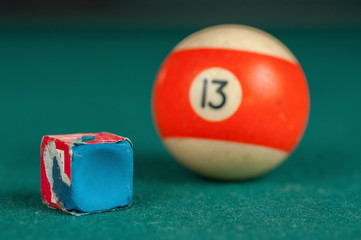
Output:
0 1 361 239
0 0 361 29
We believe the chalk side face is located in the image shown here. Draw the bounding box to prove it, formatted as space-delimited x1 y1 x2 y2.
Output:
153 24 310 180
40 132 133 215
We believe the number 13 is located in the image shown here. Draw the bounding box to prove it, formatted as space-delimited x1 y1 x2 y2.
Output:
201 79 228 109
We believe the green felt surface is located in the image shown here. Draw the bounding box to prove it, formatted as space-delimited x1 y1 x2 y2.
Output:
0 27 361 239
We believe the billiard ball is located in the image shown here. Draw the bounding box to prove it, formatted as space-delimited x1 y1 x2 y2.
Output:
152 24 310 180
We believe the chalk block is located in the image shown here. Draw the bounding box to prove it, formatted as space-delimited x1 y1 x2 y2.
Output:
40 132 133 215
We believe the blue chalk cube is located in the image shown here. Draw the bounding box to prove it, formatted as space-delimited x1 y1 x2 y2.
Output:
45 134 133 215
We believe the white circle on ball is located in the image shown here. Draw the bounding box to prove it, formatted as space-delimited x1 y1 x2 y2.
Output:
189 67 242 122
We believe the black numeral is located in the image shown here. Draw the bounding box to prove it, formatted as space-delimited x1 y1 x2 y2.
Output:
201 79 228 109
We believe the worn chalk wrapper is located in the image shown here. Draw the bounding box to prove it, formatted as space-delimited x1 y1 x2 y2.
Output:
40 132 133 215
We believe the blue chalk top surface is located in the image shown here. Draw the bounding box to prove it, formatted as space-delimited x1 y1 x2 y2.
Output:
68 140 133 213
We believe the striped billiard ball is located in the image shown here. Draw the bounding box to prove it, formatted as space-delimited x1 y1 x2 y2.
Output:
152 24 310 180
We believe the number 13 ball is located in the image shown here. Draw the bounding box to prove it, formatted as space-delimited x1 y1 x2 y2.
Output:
152 24 310 180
